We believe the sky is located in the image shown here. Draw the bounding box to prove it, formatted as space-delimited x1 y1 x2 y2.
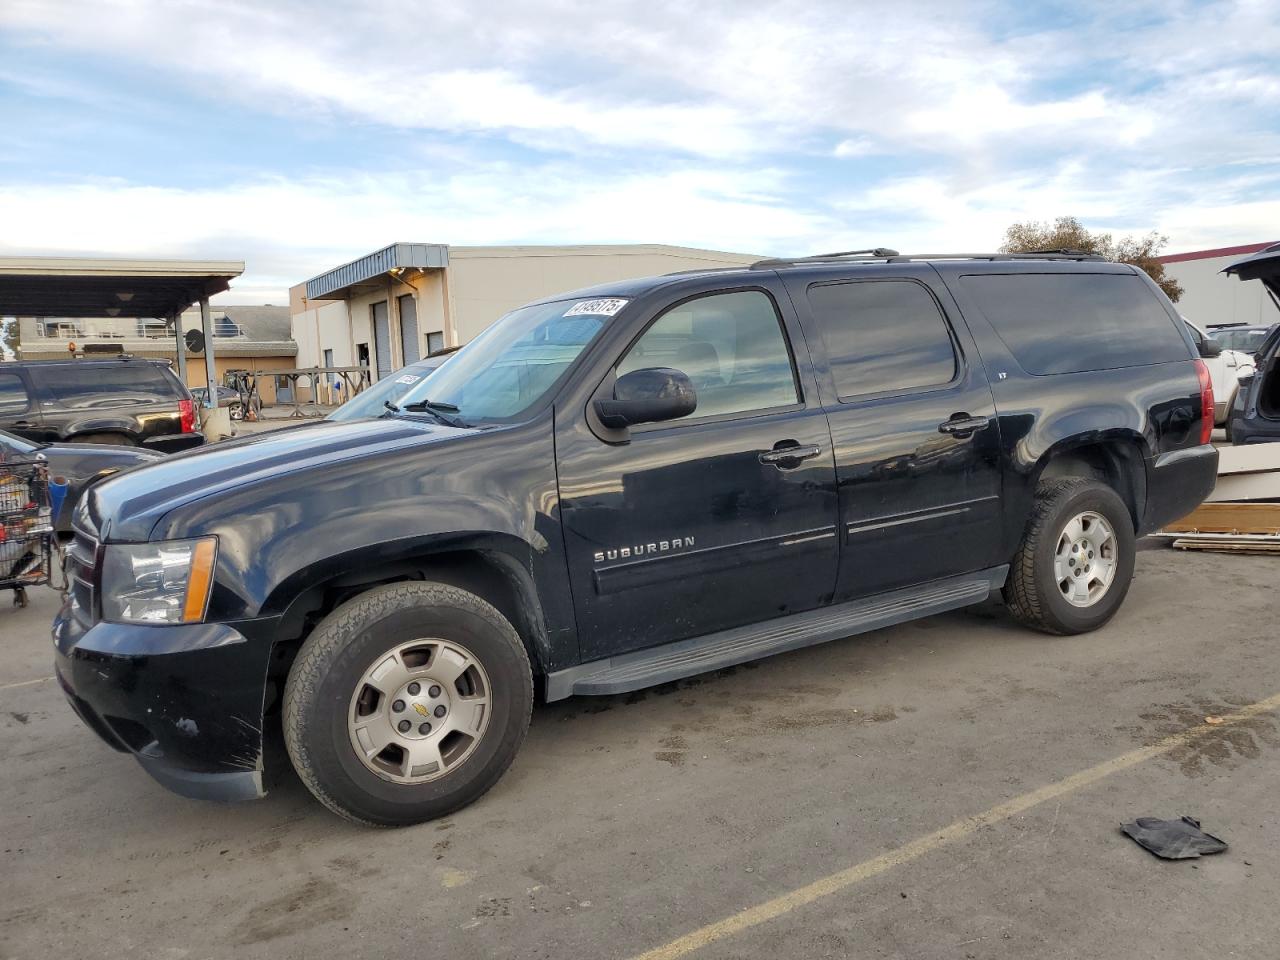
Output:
1 0 1278 304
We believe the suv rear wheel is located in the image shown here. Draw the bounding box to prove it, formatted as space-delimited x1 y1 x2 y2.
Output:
1004 478 1136 635
284 581 533 826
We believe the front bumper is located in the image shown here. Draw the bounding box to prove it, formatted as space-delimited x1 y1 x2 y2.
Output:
53 598 277 802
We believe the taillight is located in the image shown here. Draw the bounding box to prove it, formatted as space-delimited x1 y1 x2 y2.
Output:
1193 359 1214 445
178 398 196 434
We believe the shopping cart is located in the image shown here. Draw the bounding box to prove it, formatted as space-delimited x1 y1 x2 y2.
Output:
0 455 53 607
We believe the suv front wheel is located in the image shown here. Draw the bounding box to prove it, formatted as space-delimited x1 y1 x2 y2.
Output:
1004 478 1136 635
284 581 533 826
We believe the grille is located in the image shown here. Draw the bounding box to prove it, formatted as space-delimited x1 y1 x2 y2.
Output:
66 523 99 627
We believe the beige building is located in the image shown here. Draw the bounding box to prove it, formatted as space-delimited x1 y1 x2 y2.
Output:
18 306 297 403
290 243 760 397
1158 241 1280 328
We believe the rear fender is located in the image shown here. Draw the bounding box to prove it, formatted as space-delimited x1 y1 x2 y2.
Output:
65 417 140 439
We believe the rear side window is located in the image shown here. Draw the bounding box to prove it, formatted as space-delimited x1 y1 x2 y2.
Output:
806 279 958 400
0 373 30 416
32 363 178 408
959 273 1187 375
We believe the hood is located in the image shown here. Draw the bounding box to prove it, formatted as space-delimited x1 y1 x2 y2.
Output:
46 441 166 462
40 442 164 482
87 415 477 542
1224 242 1280 300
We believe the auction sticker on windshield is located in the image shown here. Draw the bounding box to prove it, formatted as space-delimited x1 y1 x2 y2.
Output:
564 298 629 317
394 374 422 384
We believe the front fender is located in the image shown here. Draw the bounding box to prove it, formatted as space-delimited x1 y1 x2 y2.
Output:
148 418 577 656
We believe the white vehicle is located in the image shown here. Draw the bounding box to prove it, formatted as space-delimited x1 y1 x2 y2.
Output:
1183 318 1254 426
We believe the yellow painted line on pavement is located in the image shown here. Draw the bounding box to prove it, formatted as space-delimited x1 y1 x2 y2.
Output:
630 690 1280 960
0 676 54 691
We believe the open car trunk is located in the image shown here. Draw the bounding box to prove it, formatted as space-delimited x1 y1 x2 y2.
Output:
1256 326 1280 420
1225 245 1280 421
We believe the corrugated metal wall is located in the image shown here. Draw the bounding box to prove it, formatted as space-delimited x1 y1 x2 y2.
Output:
398 294 420 364
371 300 391 379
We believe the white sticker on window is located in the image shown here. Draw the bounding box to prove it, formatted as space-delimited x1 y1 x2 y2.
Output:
564 298 629 317
394 374 422 385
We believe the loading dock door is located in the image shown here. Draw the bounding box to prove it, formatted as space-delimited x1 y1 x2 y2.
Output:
371 300 392 379
398 294 420 364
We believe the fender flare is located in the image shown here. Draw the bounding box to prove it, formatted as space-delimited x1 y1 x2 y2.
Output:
266 531 559 673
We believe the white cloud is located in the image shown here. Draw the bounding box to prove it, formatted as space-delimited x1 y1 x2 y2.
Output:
2 0 1278 301
0 164 831 301
6 0 1269 161
833 138 878 158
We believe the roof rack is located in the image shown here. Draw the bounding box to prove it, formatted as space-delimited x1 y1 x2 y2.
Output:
750 248 900 270
750 248 1106 270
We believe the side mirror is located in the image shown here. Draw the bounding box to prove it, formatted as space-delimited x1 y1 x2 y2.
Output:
1199 338 1223 358
594 367 697 429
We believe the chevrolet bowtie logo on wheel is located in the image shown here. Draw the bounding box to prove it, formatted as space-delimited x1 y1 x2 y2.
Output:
412 703 431 718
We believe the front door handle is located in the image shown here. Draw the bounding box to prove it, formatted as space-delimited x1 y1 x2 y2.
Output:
10 421 35 429
938 415 990 437
759 442 822 467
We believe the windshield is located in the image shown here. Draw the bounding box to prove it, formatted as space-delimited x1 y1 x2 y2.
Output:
0 430 40 456
1210 328 1270 353
328 357 449 422
390 299 615 422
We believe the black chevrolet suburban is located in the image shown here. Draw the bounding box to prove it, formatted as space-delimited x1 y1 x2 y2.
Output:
0 357 204 451
54 251 1218 825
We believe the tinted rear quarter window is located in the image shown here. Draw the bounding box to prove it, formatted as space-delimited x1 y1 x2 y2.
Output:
959 273 1187 375
806 279 958 399
0 373 30 416
31 363 179 408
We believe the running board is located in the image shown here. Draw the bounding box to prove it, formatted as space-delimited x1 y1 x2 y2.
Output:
545 565 1008 701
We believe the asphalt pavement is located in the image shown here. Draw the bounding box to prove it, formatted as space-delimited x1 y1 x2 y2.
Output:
2 546 1277 960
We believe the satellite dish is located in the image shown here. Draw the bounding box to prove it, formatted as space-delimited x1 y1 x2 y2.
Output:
184 328 205 354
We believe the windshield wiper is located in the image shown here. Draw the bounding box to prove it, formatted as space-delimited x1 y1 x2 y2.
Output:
383 400 400 414
400 398 466 428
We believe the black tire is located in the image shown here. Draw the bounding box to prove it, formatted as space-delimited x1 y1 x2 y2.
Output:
284 582 533 826
1003 478 1137 635
72 432 134 446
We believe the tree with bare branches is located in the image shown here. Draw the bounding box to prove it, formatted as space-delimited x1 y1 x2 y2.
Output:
1000 216 1183 303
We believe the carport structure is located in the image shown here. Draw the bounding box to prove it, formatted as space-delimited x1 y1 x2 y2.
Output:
0 256 245 410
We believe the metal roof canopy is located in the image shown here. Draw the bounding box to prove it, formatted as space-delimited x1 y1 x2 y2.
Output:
0 256 244 318
305 243 448 300
0 256 245 417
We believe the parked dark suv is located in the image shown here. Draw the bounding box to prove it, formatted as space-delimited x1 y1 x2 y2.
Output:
54 251 1218 825
0 357 204 451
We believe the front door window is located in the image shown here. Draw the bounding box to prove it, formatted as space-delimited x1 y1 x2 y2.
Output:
617 290 800 421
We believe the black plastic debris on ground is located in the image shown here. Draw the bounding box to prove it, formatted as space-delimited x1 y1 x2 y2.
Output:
1121 816 1228 860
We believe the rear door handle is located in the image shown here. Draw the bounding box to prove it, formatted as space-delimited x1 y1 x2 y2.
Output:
759 443 822 466
938 415 990 437
11 421 35 429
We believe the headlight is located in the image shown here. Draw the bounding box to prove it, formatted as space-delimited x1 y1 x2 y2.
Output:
100 537 217 624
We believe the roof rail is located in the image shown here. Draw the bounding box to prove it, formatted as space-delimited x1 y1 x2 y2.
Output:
750 248 900 270
661 265 753 277
751 248 1107 270
886 250 1105 263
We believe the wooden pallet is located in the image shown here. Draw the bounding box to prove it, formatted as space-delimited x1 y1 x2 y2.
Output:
1161 502 1280 536
1171 536 1280 555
